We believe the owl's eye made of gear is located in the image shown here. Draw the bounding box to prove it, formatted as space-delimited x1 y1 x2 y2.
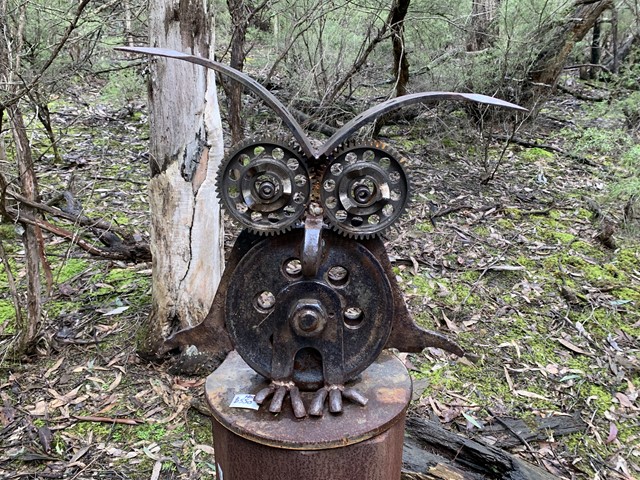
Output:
320 141 410 239
216 138 311 235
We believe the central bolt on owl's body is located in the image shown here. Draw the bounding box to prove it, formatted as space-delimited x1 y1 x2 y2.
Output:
117 46 526 419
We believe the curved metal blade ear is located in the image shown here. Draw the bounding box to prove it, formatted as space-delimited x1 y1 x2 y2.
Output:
318 92 527 157
115 46 316 160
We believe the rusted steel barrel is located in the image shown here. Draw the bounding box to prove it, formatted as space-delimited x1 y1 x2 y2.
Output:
205 350 411 480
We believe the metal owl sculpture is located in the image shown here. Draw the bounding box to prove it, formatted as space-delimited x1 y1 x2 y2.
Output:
118 47 525 418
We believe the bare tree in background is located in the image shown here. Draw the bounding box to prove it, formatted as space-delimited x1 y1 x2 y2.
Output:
0 0 92 355
467 0 501 52
219 0 272 144
390 0 411 97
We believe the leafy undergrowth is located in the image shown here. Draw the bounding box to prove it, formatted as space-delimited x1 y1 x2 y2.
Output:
0 79 639 479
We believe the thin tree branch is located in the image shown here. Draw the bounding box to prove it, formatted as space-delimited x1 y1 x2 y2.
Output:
321 19 393 107
6 208 143 261
6 189 134 240
1 0 91 108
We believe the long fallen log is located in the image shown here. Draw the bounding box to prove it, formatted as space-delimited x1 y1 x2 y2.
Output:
483 413 585 449
401 415 583 479
2 189 151 262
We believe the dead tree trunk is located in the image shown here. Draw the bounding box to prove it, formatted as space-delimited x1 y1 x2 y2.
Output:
525 0 612 104
6 104 43 355
467 0 500 52
390 0 411 97
142 0 225 362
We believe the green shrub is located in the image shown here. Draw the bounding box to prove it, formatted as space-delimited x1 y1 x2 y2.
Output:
100 69 145 106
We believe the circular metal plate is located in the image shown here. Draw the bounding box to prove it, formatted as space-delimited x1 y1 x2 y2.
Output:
225 229 394 388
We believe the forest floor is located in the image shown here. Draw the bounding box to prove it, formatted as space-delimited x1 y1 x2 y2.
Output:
0 77 639 479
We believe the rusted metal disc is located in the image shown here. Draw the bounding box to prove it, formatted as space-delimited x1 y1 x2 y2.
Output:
205 350 412 450
225 229 393 389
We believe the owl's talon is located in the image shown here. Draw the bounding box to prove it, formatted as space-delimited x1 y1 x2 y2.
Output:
289 386 306 418
269 385 287 413
309 388 328 416
309 385 367 416
256 381 307 418
329 388 343 413
343 387 368 406
255 385 276 404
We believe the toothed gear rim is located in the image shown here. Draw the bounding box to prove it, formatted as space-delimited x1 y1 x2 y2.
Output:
217 138 311 235
320 140 410 238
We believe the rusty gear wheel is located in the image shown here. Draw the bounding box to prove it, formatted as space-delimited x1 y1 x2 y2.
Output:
319 140 410 238
216 138 311 235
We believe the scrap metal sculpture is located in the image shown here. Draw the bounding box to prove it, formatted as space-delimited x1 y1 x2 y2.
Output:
118 47 525 418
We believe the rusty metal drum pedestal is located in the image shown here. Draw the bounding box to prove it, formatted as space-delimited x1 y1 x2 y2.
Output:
205 350 412 480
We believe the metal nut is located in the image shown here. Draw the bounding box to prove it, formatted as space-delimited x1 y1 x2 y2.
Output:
290 298 327 337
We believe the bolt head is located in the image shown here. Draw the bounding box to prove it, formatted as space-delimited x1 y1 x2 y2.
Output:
290 298 326 337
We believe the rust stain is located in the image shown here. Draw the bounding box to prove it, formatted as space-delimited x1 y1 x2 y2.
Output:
376 388 404 404
191 146 209 193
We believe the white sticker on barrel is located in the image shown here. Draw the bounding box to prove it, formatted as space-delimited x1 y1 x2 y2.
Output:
217 463 224 479
230 394 259 410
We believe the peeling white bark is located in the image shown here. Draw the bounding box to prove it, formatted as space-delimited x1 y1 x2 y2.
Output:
146 0 224 350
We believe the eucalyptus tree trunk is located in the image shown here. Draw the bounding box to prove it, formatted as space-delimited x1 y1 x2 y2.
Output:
224 0 248 145
220 0 271 145
5 104 43 355
0 1 43 355
372 0 412 136
525 0 611 104
141 0 225 359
